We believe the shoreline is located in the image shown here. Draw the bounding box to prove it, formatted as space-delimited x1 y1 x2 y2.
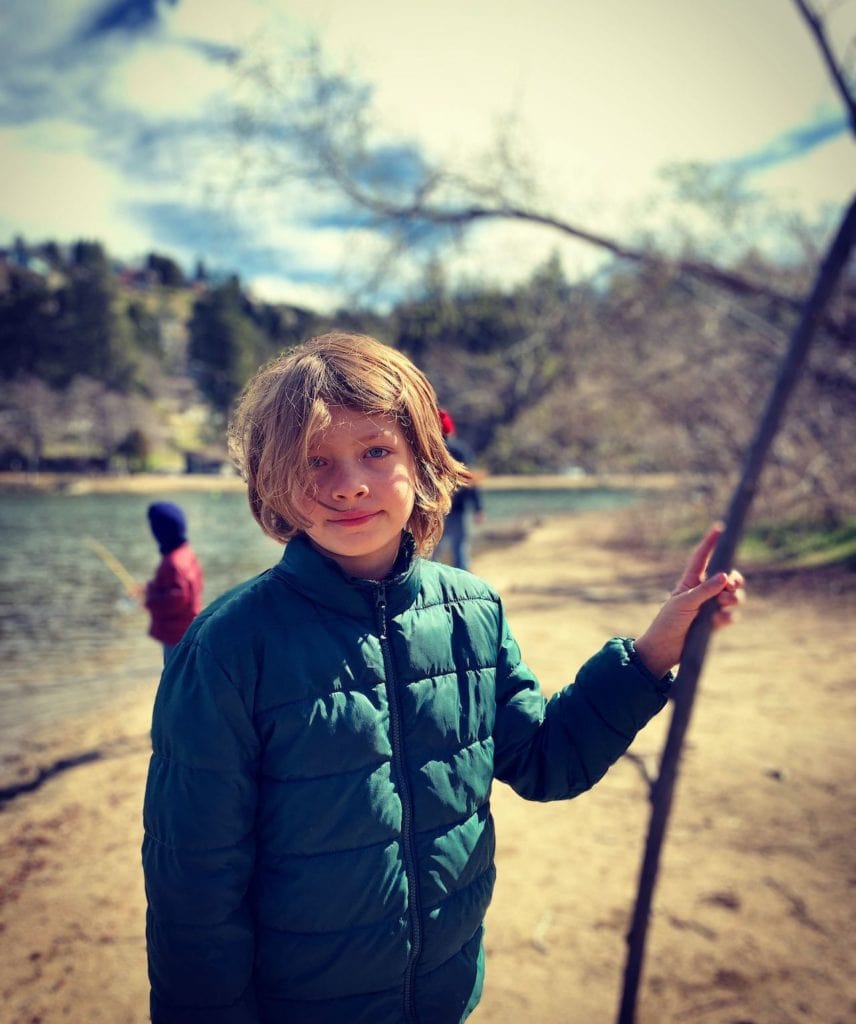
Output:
0 469 689 495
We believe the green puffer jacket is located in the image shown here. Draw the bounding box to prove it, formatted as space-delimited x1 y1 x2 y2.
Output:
142 533 670 1023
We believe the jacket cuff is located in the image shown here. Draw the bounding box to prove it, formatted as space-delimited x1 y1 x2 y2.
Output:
621 637 675 694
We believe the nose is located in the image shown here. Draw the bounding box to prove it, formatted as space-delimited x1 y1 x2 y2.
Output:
329 463 369 502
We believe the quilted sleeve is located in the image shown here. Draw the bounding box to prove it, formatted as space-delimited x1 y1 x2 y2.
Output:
142 638 261 1023
492 607 669 802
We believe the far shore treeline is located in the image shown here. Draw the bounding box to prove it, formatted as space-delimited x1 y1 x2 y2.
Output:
1 234 853 534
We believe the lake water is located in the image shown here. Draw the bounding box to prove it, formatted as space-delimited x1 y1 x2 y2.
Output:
0 484 637 765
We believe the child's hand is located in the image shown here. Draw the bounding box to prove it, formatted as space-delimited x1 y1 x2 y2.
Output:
633 523 745 679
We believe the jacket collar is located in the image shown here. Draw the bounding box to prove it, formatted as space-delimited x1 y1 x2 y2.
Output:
273 532 422 620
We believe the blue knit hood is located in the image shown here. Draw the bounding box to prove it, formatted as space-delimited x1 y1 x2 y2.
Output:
147 501 188 554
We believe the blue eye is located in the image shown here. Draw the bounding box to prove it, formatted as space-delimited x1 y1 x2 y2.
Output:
366 446 388 459
308 455 326 468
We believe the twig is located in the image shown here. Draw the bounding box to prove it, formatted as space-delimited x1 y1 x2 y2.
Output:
0 751 104 806
792 0 856 134
623 752 657 795
0 735 153 808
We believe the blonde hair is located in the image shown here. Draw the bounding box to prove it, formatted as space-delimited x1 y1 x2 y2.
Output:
228 331 474 554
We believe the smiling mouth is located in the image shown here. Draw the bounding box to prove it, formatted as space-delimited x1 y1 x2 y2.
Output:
328 511 380 526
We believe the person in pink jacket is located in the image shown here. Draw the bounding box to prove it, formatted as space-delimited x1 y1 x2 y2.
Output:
143 502 204 663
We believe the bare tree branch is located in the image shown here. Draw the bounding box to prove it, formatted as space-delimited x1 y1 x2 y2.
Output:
233 46 836 319
793 0 856 133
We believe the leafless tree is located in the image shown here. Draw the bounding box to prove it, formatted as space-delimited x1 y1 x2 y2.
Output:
61 377 168 467
616 2 856 1018
0 376 63 470
224 2 855 519
227 5 851 320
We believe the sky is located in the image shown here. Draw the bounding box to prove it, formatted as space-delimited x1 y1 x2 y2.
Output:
0 0 853 312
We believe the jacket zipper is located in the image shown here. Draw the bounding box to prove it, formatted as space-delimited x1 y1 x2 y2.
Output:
375 584 422 1023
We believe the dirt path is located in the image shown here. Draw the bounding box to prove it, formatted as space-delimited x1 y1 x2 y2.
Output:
1 509 854 1023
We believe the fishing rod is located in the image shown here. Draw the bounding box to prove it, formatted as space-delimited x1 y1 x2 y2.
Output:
83 536 140 598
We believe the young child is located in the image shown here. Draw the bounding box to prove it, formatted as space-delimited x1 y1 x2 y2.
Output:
433 408 484 571
143 501 204 663
142 332 743 1024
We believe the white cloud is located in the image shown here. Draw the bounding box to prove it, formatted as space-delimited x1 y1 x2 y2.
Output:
0 124 150 250
167 0 288 47
112 43 234 119
246 273 343 311
440 217 610 293
5 119 93 155
0 0 92 58
272 0 854 218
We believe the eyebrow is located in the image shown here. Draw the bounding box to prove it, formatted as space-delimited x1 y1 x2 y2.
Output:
308 428 398 448
359 429 397 442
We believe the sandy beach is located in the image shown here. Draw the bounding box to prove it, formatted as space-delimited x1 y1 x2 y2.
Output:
1 507 854 1023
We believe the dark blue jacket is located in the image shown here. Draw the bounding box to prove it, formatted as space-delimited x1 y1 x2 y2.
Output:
142 534 669 1022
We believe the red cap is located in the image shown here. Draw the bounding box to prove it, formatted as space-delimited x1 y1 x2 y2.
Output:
439 409 455 436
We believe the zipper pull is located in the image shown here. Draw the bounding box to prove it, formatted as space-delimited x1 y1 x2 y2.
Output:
375 585 388 640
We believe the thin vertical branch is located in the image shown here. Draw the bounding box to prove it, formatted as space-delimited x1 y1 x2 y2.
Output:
616 193 856 1024
792 0 856 132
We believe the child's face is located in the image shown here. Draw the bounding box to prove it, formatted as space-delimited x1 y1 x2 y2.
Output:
296 406 417 580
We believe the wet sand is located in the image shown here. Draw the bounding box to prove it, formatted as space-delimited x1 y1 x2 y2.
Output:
1 508 854 1023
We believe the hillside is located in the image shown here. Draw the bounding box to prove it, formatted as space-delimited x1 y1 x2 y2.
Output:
1 234 854 527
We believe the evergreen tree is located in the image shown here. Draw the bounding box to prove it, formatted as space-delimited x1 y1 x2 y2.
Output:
54 241 140 389
127 301 163 357
188 276 267 414
0 266 58 380
147 252 185 287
